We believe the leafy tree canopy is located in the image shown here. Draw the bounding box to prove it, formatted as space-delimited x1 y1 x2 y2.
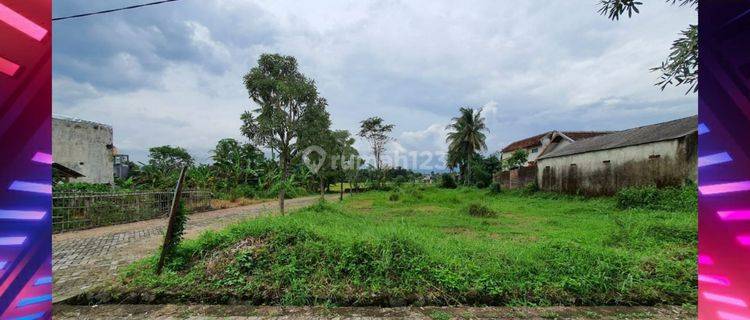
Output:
147 145 193 173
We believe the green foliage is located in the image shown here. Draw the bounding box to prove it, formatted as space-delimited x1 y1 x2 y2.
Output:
388 192 400 202
439 174 457 189
212 138 265 189
488 182 502 195
147 145 193 173
652 24 697 93
468 153 501 188
615 184 697 212
521 181 540 195
242 53 326 212
466 203 497 218
445 107 488 184
429 311 452 320
504 149 528 170
161 201 188 268
112 188 696 306
53 182 111 193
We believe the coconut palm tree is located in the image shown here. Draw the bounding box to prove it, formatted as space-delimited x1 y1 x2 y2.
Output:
445 107 488 185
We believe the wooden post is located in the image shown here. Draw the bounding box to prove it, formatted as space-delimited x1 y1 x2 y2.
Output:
156 165 187 275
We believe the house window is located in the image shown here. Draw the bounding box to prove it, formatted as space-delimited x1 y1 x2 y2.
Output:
570 163 576 167
531 148 539 153
602 160 611 164
649 154 661 159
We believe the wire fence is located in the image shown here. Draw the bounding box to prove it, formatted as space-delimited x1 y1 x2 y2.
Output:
52 190 212 233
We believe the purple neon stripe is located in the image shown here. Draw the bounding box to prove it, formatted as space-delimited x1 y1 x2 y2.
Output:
0 237 26 245
698 123 710 135
30 152 52 164
699 152 733 167
0 210 46 220
717 210 750 221
700 181 750 195
16 294 52 307
33 276 52 286
13 312 46 320
8 181 51 194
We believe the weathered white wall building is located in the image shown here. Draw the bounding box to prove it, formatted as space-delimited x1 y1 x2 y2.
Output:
52 116 115 184
500 131 612 167
536 115 697 195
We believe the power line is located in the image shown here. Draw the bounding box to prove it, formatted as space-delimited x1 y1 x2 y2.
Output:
52 0 182 21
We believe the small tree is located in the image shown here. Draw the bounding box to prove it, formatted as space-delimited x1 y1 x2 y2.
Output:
241 53 322 214
358 117 394 188
148 145 193 173
331 130 357 201
504 149 529 170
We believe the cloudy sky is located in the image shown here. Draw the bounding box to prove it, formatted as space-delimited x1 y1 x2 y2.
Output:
52 0 697 170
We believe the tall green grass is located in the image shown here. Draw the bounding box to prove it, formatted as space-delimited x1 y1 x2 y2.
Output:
109 187 696 306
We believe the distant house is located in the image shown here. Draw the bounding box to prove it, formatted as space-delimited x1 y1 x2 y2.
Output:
500 131 612 167
536 115 698 195
52 115 127 184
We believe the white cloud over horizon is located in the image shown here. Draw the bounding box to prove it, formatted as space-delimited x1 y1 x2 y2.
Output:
53 0 697 169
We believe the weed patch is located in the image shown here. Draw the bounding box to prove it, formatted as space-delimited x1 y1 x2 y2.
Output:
466 203 497 218
616 184 697 212
101 188 696 307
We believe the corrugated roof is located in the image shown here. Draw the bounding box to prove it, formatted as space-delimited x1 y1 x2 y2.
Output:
538 115 698 160
501 131 612 153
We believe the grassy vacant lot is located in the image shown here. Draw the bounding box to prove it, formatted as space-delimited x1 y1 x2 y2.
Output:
106 186 696 307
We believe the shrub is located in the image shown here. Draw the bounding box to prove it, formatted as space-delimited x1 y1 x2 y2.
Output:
53 182 112 193
440 174 457 189
616 183 697 212
309 198 335 213
488 182 502 194
521 181 539 195
466 203 497 218
406 188 423 200
389 192 401 202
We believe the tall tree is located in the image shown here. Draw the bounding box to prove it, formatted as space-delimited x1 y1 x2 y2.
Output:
297 98 334 199
331 130 358 201
358 117 394 188
445 107 488 185
598 0 697 93
241 53 321 214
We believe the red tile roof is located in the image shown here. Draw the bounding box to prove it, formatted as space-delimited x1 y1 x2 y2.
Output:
501 131 613 153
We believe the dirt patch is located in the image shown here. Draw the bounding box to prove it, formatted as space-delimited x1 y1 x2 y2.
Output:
211 198 268 209
442 227 478 237
349 200 374 211
416 205 443 214
204 237 268 278
53 304 696 319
